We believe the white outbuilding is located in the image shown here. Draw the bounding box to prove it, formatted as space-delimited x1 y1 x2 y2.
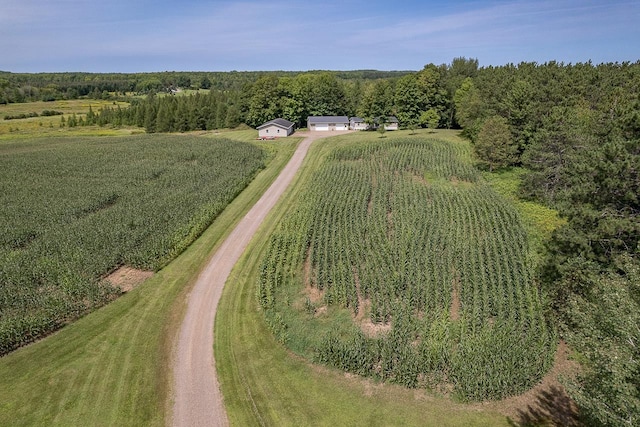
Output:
257 118 295 138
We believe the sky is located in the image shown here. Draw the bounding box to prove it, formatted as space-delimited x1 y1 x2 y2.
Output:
1 0 639 73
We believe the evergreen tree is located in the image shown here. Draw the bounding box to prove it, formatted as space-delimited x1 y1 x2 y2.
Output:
156 99 174 132
199 76 212 90
562 256 640 427
474 115 517 171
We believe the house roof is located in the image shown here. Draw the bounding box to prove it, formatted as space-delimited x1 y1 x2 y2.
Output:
374 116 399 124
350 117 365 123
256 118 294 130
308 116 349 124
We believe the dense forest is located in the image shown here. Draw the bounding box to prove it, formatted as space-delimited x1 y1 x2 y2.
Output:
0 69 411 104
451 60 639 427
3 60 639 425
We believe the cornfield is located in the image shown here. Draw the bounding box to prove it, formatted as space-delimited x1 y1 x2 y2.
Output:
259 136 556 401
0 134 266 355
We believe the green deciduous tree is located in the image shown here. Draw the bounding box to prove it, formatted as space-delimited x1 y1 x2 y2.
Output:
454 78 485 140
394 74 426 126
245 75 283 128
420 108 440 131
441 57 479 128
359 80 394 126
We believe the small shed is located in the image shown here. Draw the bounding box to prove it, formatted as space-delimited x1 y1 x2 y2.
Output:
307 116 349 131
349 117 369 130
257 118 295 138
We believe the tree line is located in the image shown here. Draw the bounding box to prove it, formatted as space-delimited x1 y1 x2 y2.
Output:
454 60 639 427
83 58 478 132
0 70 411 104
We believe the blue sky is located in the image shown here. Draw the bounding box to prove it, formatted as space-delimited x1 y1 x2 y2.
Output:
1 0 639 72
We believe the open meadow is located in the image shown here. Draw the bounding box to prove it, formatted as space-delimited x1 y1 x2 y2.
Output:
0 99 130 137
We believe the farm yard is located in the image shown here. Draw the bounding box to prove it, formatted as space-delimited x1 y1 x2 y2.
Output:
258 133 557 401
0 134 267 355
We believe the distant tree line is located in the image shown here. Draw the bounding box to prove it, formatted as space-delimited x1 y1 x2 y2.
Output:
0 70 412 104
86 91 243 132
83 59 479 132
239 59 478 130
4 110 63 120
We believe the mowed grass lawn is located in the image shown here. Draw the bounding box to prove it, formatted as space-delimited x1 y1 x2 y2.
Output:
0 130 299 426
216 129 513 426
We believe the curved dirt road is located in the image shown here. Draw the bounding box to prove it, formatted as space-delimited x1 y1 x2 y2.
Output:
172 131 347 427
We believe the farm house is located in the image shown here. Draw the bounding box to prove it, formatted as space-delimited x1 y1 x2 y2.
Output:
307 116 349 131
383 116 399 130
349 117 370 130
256 118 295 138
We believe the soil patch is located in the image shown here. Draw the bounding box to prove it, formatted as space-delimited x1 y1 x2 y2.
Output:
302 246 325 311
410 171 429 186
352 268 391 337
104 266 153 292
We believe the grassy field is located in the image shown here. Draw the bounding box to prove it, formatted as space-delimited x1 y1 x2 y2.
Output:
0 99 130 137
0 130 299 426
482 168 565 264
216 129 519 425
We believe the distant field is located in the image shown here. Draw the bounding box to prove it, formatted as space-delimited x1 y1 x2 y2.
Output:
258 133 556 401
0 99 129 136
0 134 266 355
157 88 211 97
